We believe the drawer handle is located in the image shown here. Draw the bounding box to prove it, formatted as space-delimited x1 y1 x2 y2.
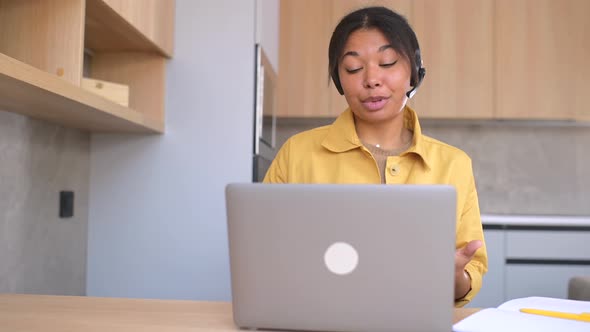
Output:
506 258 590 266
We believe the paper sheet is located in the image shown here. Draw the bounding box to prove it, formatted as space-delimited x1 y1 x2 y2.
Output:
453 308 590 332
498 296 590 313
453 297 590 332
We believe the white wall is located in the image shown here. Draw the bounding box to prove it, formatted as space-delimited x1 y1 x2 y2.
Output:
87 0 257 300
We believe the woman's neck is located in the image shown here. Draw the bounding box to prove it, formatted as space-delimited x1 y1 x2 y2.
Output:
354 111 411 150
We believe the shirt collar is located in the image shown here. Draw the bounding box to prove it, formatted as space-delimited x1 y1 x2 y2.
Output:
321 105 432 171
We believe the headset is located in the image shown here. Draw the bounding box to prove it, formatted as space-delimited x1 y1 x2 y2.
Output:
332 48 426 99
406 49 426 99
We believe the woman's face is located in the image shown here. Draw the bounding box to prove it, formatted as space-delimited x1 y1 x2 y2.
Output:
338 28 412 124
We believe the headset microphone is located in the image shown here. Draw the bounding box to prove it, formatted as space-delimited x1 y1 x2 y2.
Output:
406 67 426 98
406 49 426 99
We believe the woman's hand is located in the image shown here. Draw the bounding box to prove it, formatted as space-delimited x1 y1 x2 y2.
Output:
454 240 482 300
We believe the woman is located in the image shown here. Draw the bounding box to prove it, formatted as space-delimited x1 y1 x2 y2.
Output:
264 6 487 307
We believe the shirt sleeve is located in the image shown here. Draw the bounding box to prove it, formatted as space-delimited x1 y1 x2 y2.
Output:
263 139 290 183
454 159 488 307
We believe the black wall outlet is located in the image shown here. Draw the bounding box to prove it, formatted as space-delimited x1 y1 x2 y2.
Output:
59 191 74 218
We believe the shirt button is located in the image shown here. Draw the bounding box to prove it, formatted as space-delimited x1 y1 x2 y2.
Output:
389 164 400 176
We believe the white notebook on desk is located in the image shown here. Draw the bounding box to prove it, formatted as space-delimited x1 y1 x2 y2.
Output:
453 297 590 332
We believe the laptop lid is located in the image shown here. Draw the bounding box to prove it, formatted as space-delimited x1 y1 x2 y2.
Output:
226 183 456 332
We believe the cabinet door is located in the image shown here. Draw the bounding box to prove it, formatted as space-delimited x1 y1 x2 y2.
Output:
495 0 587 120
277 0 332 117
505 229 590 300
570 1 590 121
410 0 493 119
467 229 506 308
329 0 413 116
506 265 590 299
330 0 412 22
506 230 590 260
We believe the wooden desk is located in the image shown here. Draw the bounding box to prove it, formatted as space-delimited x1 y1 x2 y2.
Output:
0 294 478 331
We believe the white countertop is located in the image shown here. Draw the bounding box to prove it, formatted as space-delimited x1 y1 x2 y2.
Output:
481 214 590 227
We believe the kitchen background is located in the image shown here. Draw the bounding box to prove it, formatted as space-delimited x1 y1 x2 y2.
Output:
276 118 590 215
0 0 588 305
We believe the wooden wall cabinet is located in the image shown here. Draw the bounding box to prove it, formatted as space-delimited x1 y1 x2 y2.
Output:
410 0 494 119
495 0 588 120
277 0 332 117
278 0 589 121
0 0 175 133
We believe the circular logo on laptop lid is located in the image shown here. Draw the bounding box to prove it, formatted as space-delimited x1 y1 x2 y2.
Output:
324 242 359 275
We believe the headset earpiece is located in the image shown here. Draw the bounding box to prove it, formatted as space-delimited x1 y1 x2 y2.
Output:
406 49 426 99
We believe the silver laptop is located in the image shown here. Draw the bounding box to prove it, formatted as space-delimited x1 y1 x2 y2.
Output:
225 183 456 332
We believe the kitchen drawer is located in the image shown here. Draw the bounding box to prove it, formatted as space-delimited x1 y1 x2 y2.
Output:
506 230 590 260
505 264 590 300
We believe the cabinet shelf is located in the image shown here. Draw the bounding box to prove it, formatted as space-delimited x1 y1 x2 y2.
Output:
85 0 174 58
0 52 162 133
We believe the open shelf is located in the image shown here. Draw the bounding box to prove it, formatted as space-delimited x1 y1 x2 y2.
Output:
0 52 162 133
0 0 174 133
85 0 174 58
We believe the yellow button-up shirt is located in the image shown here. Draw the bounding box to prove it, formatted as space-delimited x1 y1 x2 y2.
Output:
264 106 488 306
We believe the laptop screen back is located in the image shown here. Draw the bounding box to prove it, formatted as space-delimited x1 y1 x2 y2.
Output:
226 183 456 332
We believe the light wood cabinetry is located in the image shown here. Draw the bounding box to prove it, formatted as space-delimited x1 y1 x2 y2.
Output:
0 0 174 133
410 0 493 119
90 53 166 124
0 0 85 85
330 0 411 21
278 0 589 120
277 0 332 117
86 0 174 56
571 1 590 121
0 53 162 132
495 0 587 120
